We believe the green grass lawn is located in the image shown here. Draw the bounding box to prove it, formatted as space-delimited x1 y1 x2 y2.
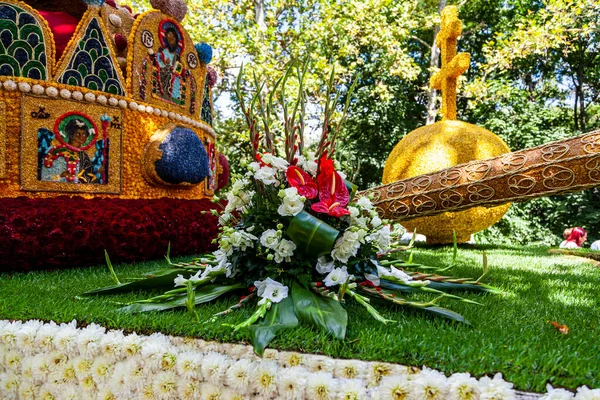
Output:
1 245 599 393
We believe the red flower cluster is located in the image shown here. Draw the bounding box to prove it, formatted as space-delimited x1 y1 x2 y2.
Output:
286 157 350 217
0 197 222 272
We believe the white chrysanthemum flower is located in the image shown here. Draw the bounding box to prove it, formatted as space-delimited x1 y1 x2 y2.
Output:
542 384 575 400
60 384 81 400
97 386 118 400
152 370 179 400
17 378 38 400
367 362 395 387
20 356 34 380
447 372 481 400
53 360 77 383
177 377 202 400
226 358 253 393
54 322 79 354
0 320 21 345
306 371 338 400
337 378 368 400
0 372 18 398
38 382 59 400
324 267 350 287
378 375 413 399
91 355 113 384
200 382 223 400
79 374 97 392
31 354 52 384
35 321 60 351
222 388 249 400
334 359 366 380
15 320 42 353
251 360 279 398
121 358 146 392
411 367 448 400
278 366 308 400
160 349 178 371
141 336 173 372
478 373 515 400
574 385 600 399
72 356 93 379
279 351 305 368
77 323 106 357
47 350 68 372
121 332 143 357
176 351 203 379
307 355 336 373
316 256 335 275
202 352 230 385
3 350 21 372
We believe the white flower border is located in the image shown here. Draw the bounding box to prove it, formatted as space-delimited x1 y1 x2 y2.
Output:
0 320 598 399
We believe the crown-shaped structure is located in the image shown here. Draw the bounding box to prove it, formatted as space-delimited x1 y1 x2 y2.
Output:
0 0 219 200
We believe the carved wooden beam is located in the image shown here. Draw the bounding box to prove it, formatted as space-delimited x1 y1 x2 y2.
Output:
360 130 600 221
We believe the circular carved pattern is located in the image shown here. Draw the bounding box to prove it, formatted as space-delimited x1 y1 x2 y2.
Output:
187 52 198 69
440 169 462 187
507 174 536 196
412 194 436 214
411 176 432 193
585 155 600 182
387 200 410 218
541 143 569 162
501 153 527 173
542 165 575 189
465 163 491 182
581 133 600 154
141 30 154 48
385 181 406 199
467 183 495 202
439 189 463 209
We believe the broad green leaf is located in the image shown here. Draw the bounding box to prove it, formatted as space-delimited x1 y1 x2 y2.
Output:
291 280 347 340
422 306 469 324
287 211 339 257
249 296 298 356
81 268 194 296
118 283 245 313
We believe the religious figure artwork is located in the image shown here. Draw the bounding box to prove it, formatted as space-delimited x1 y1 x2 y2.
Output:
138 19 197 110
56 12 126 95
0 0 54 80
130 11 206 119
20 96 122 194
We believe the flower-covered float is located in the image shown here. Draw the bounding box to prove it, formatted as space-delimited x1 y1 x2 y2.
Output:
0 0 225 270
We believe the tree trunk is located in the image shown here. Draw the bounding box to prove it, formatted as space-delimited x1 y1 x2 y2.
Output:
577 41 586 131
254 0 267 31
425 0 446 125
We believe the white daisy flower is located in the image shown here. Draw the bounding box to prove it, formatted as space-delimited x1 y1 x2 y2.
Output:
121 332 143 357
31 354 52 384
77 323 106 357
20 356 35 380
202 352 230 385
38 382 59 400
334 359 366 380
91 355 113 384
72 355 93 379
100 329 125 361
200 382 223 400
251 360 279 398
222 387 250 400
153 370 179 400
478 373 516 400
0 320 21 345
177 351 203 379
35 321 59 351
411 367 448 400
0 372 18 399
141 337 172 372
226 358 253 394
447 372 481 400
337 378 368 400
278 366 308 400
367 362 395 387
306 371 338 400
78 374 97 392
54 322 79 354
542 384 575 400
307 354 336 373
3 350 21 372
108 361 132 398
575 385 600 399
47 350 68 372
122 358 146 392
17 378 38 400
60 384 81 400
177 377 202 400
279 351 305 368
377 375 412 400
15 320 42 354
97 386 118 400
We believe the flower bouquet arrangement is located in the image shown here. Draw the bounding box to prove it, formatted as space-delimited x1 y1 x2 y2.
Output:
84 62 500 355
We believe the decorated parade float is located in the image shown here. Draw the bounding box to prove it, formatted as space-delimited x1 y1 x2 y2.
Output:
1 1 600 399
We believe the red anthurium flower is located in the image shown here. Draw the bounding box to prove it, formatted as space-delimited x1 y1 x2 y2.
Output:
311 197 351 217
315 156 350 206
286 166 318 199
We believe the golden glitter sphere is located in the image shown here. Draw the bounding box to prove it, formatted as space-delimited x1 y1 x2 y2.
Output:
383 120 511 244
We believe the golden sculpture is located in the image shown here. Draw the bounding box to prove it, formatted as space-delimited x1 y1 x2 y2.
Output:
382 5 511 244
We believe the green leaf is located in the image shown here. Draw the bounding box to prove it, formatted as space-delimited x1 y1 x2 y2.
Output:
118 283 245 313
287 211 339 257
291 280 347 339
422 306 470 324
249 296 298 356
81 268 193 296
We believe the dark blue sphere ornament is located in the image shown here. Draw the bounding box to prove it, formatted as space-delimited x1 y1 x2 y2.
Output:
142 125 210 187
195 42 213 64
82 0 106 6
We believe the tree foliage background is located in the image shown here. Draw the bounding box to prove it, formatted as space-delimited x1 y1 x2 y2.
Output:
124 0 600 246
